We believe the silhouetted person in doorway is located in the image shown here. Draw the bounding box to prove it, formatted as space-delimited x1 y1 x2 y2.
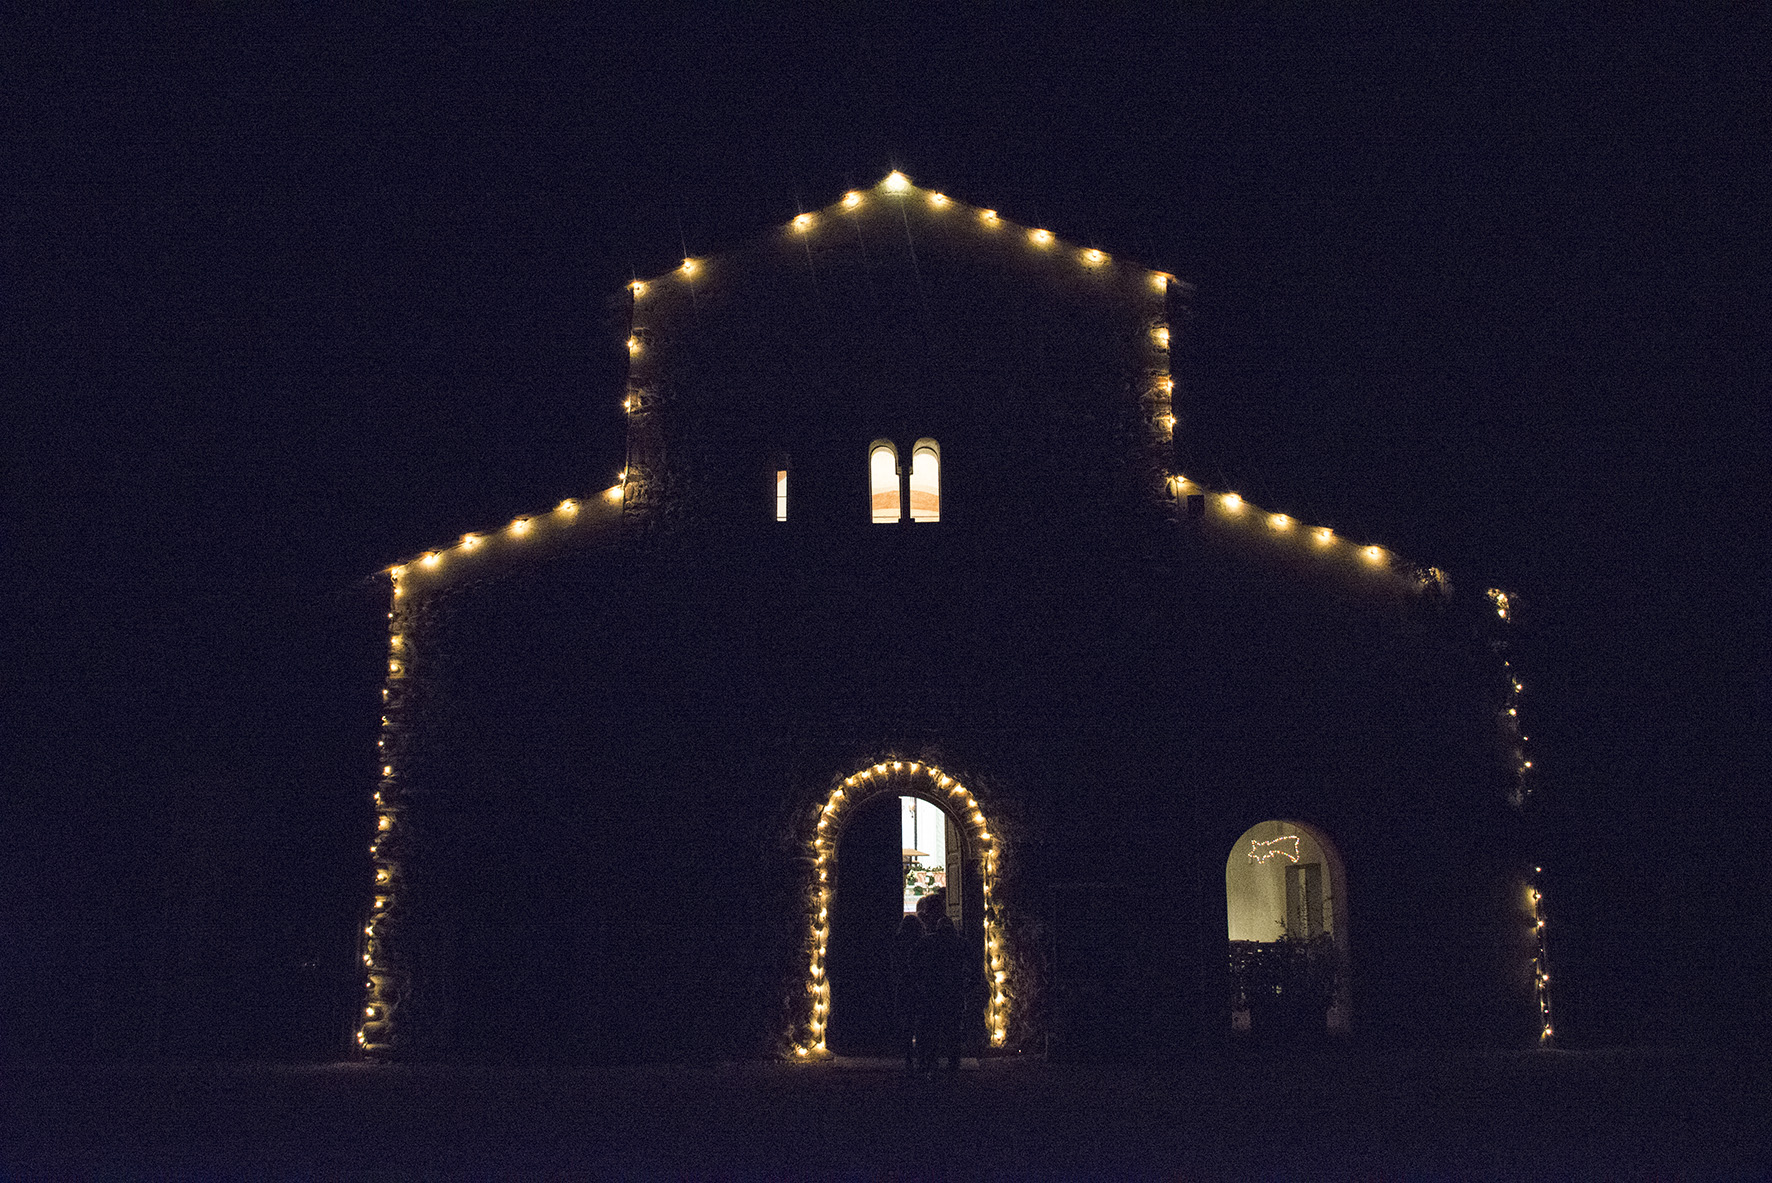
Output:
891 910 925 1070
914 891 966 1075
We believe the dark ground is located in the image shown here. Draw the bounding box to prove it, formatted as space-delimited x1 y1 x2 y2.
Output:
4 1047 1767 1180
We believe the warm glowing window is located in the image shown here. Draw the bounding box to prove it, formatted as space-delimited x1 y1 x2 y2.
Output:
870 442 900 523
776 470 788 521
909 440 940 523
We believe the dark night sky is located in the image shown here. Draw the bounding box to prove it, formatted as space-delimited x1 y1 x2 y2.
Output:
5 9 1766 1055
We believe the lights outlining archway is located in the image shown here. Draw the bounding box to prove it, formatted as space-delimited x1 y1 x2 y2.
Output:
793 760 1008 1058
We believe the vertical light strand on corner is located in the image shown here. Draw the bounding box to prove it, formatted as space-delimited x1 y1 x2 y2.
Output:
1492 587 1550 1043
359 568 409 1057
1488 589 1532 808
1149 319 1172 443
1529 869 1554 1045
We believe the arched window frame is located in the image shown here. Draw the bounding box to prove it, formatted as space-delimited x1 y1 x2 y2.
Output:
771 450 789 522
909 438 941 523
868 439 901 524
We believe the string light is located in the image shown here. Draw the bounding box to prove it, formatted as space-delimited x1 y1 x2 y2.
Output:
629 280 646 297
1249 835 1301 864
680 258 697 276
928 192 949 207
1222 493 1244 512
1151 326 1170 349
793 213 814 232
883 170 911 192
980 209 998 222
1082 247 1106 265
842 191 863 209
1361 545 1385 564
1029 228 1053 245
1269 513 1293 531
793 760 1009 1058
1527 870 1555 1044
626 335 642 356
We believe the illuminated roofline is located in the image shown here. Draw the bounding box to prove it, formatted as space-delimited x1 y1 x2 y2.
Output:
630 169 1190 297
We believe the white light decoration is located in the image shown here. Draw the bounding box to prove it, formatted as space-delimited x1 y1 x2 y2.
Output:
1029 228 1053 245
1269 513 1293 531
1151 325 1170 349
1528 872 1555 1044
928 192 949 207
1314 527 1334 546
793 213 814 232
792 761 1009 1059
980 208 998 222
629 280 646 297
460 533 481 550
1222 493 1243 511
509 517 530 536
626 335 642 356
557 498 578 514
842 191 863 209
1151 271 1171 291
680 258 697 276
883 170 911 191
1082 248 1106 265
1362 545 1385 564
1489 588 1533 808
1249 834 1301 864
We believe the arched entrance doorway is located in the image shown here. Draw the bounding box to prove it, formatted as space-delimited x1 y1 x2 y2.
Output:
1225 819 1351 1038
793 761 1009 1058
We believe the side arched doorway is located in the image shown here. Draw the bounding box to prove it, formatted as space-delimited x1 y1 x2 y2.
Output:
794 761 1009 1058
1225 819 1351 1038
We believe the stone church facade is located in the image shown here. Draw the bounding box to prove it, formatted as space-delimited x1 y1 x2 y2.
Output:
357 173 1548 1063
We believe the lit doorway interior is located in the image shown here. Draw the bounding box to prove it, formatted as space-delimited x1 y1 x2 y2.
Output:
902 796 961 923
1225 819 1351 1036
826 794 970 1055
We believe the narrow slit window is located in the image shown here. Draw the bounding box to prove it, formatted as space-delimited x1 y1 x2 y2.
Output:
870 442 901 523
910 440 940 523
776 469 788 521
